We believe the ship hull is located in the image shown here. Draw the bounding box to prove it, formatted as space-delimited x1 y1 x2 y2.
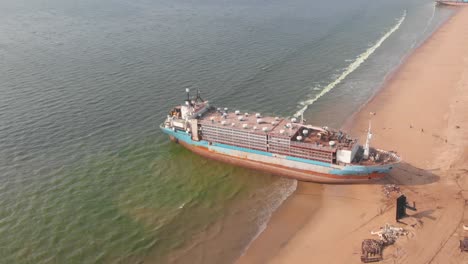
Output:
436 1 468 6
161 127 395 183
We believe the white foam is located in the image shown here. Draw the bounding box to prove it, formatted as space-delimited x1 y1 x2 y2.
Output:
294 10 407 118
425 4 436 35
409 4 435 51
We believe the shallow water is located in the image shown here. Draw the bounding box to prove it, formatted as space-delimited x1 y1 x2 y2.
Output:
0 0 453 263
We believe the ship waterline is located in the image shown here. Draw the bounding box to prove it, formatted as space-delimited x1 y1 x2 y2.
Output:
162 126 394 183
160 91 400 183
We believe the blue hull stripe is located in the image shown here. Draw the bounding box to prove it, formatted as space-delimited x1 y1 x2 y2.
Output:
161 126 393 176
285 156 332 168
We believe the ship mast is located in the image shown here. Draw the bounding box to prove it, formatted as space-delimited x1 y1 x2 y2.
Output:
363 113 374 159
196 89 204 102
185 88 191 106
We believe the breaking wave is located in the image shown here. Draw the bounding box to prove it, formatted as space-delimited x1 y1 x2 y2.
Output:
294 10 407 117
424 4 436 36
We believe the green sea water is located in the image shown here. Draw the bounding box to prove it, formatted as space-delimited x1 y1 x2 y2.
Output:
0 0 453 263
1 135 286 263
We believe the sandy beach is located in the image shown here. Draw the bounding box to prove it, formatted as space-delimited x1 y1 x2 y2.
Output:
237 6 468 264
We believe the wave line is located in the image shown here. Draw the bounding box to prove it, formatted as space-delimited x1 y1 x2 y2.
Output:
294 10 407 118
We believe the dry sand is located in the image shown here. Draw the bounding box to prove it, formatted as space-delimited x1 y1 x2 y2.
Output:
237 6 468 264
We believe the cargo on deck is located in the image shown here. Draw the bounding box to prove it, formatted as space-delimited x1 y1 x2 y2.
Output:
161 90 400 183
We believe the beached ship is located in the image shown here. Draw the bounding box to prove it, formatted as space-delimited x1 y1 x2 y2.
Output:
436 0 468 5
160 89 400 183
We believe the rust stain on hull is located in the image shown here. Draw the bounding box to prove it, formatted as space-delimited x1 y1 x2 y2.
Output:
178 140 385 183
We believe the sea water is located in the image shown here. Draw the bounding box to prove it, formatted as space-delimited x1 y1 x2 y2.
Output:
0 0 453 263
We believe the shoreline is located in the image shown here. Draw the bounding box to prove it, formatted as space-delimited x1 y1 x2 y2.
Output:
342 6 459 133
236 182 323 263
237 6 468 264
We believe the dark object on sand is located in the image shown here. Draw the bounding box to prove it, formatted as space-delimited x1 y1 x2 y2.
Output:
460 237 468 252
361 239 383 263
396 195 417 221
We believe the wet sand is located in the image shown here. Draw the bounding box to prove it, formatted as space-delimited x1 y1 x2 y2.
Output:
237 6 468 264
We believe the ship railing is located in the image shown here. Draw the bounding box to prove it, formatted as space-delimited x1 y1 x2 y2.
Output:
290 141 335 153
270 149 332 163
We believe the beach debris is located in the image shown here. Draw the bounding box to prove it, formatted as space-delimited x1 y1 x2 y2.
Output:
463 224 468 231
371 224 408 245
460 237 468 252
361 239 383 263
360 223 408 262
382 184 401 197
396 195 417 221
456 125 460 129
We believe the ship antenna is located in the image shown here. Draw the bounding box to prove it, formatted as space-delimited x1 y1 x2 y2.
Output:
363 112 375 160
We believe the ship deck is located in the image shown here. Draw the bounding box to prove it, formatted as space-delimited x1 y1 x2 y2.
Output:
192 108 400 166
199 110 296 136
198 109 357 150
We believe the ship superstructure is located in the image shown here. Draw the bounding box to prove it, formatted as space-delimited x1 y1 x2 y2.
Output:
161 90 400 183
